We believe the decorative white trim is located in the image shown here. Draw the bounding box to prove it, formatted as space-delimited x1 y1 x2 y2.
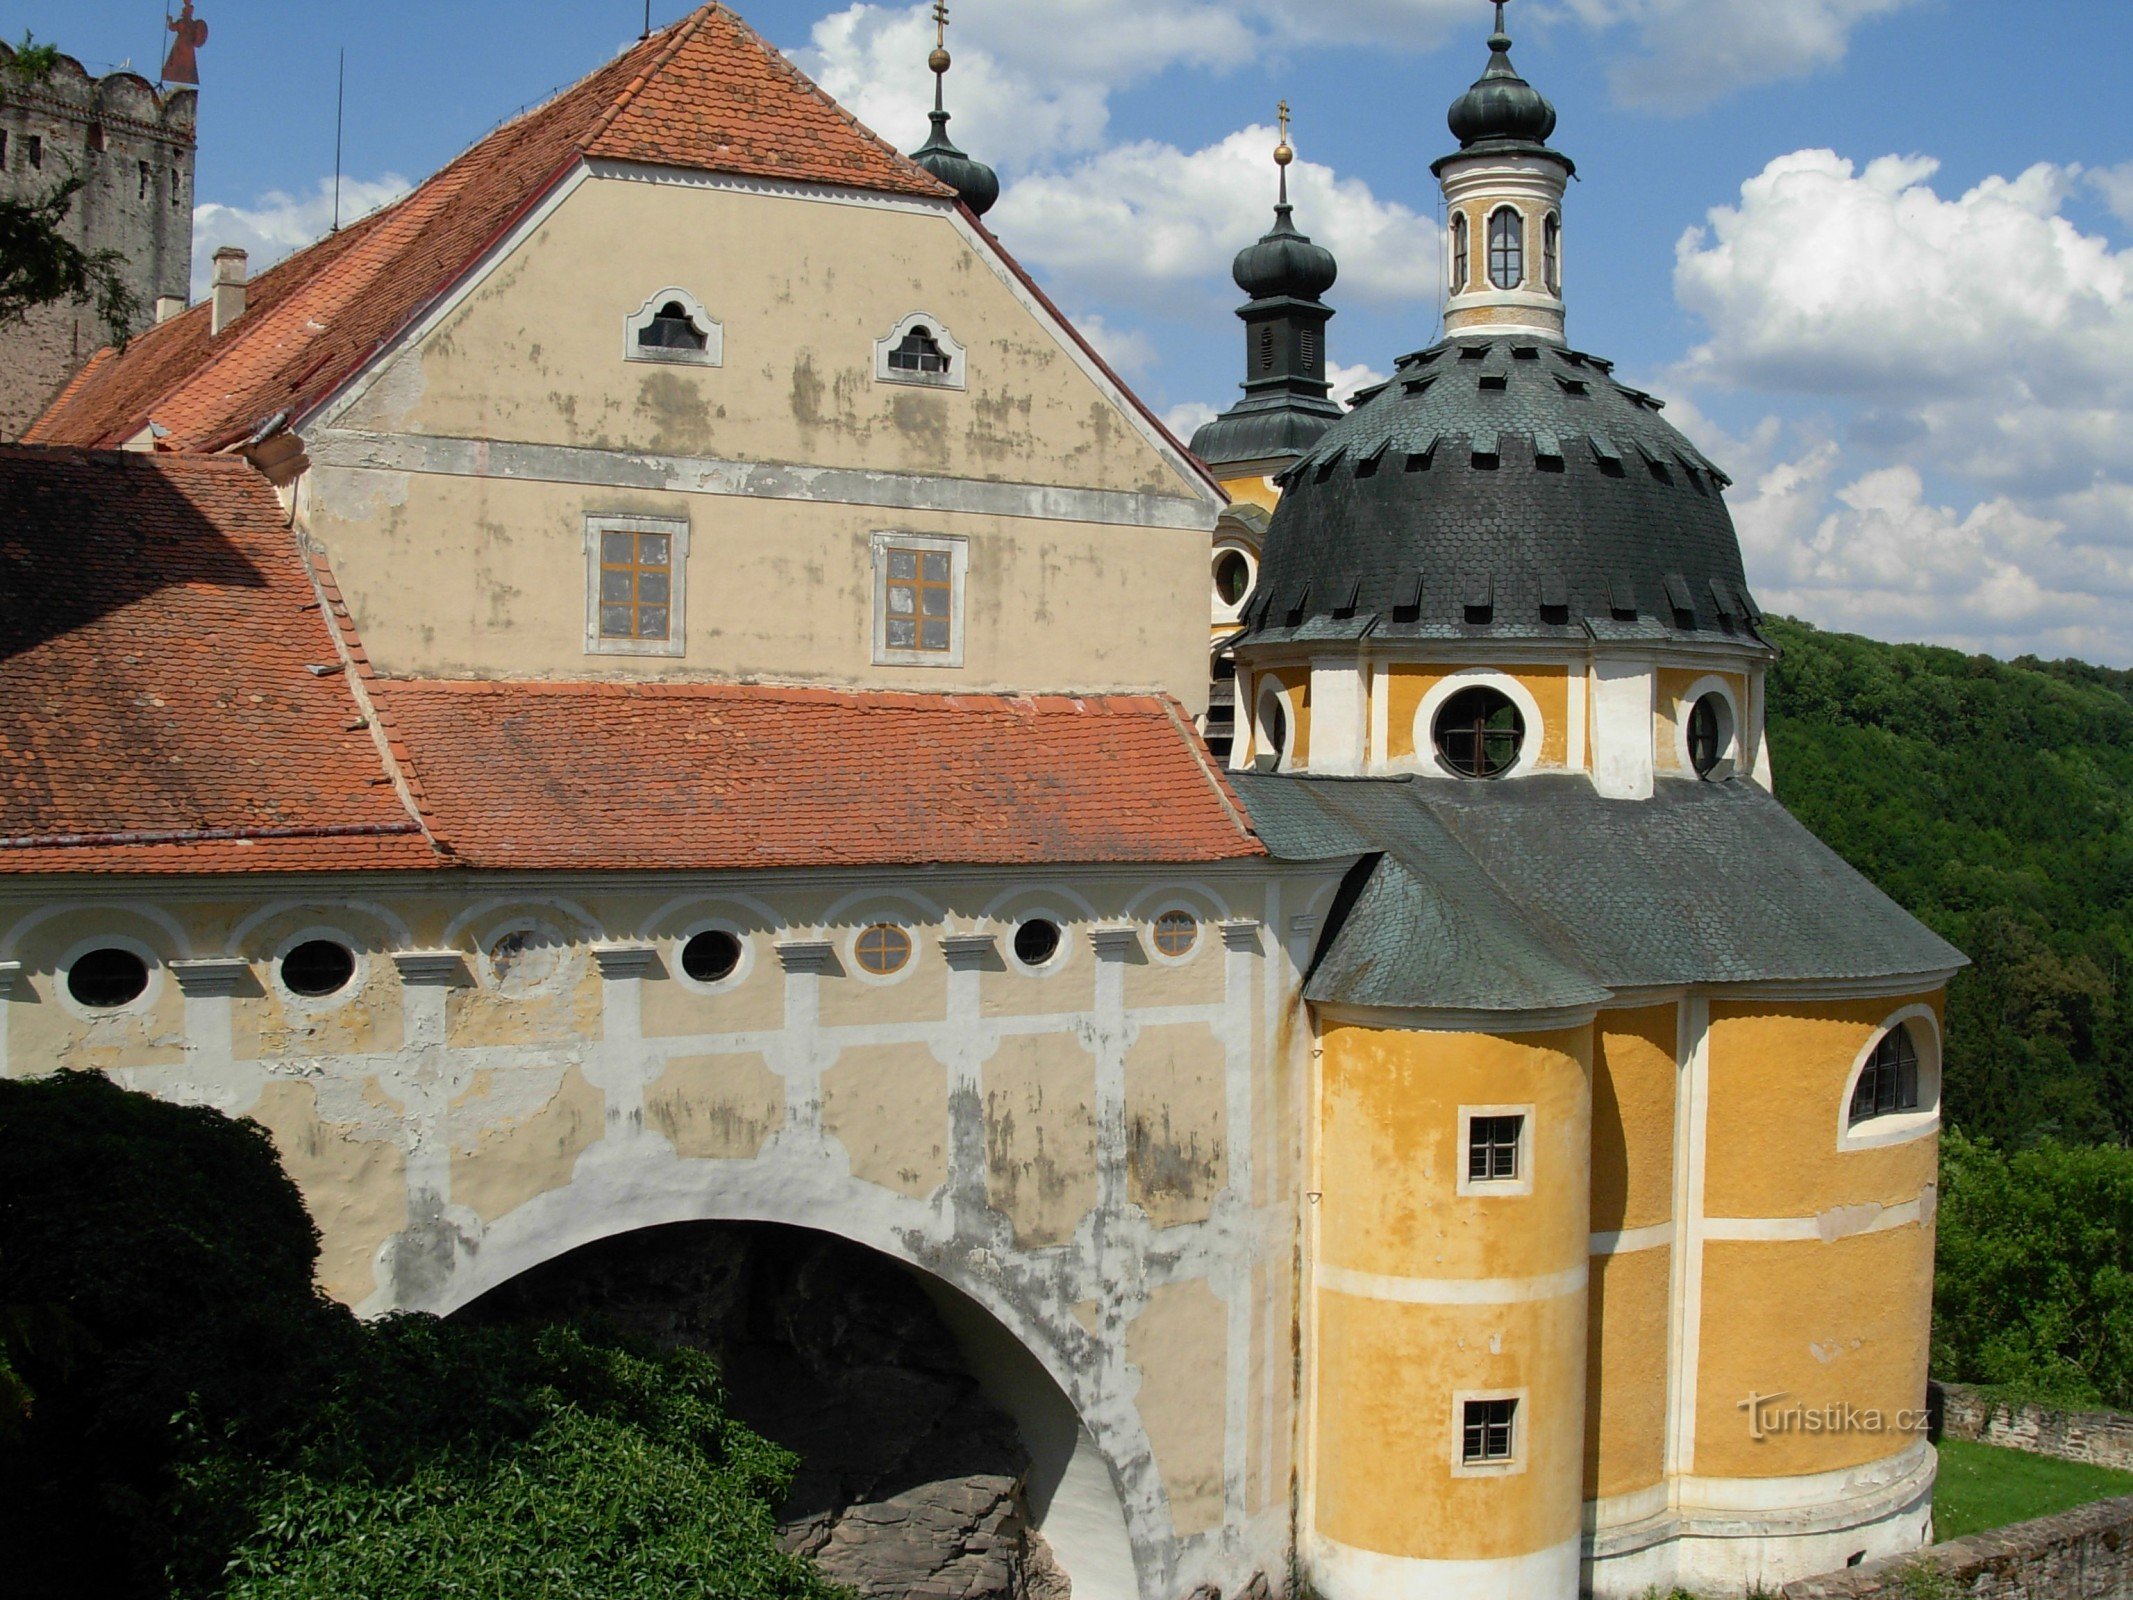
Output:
169 956 250 997
589 942 659 978
1314 1261 1587 1307
869 530 969 668
391 949 465 986
1413 668 1547 781
1836 1004 1943 1151
1665 997 1711 1480
1210 539 1259 628
1701 1192 1936 1244
873 310 967 391
1672 673 1743 781
1253 676 1299 773
1718 970 1959 1004
55 933 164 1020
622 286 723 367
269 925 369 1012
1456 1103 1536 1197
1450 1386 1530 1478
1308 1530 1581 1600
671 920 754 995
1591 1220 1673 1257
940 931 1000 971
474 915 585 998
1144 907 1205 968
584 513 689 659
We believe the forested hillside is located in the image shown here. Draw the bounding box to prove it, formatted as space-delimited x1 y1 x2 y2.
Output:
1764 617 2133 1149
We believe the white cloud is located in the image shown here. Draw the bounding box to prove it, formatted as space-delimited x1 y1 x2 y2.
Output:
1553 0 1924 112
1672 147 2133 661
1164 400 1220 441
2092 162 2133 228
1327 361 1387 408
1071 312 1159 378
991 127 1439 314
191 175 410 298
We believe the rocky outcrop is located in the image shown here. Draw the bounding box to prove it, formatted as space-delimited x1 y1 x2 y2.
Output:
464 1221 1066 1600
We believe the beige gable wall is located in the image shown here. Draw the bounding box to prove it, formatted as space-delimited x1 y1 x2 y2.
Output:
304 173 1217 703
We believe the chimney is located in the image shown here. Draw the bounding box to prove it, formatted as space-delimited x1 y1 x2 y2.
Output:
154 295 186 324
210 247 247 335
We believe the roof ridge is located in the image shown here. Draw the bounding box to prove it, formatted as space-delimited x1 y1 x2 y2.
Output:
582 6 714 150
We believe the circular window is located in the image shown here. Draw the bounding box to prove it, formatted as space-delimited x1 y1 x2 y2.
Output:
1433 686 1526 779
1687 693 1734 778
67 947 150 1009
1214 550 1252 607
1153 911 1199 959
488 927 565 994
1013 919 1062 969
1257 690 1288 769
855 924 913 977
281 939 356 998
681 930 743 985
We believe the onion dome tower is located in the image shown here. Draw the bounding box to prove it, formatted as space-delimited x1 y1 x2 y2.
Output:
1231 0 1771 801
908 1 998 217
1189 105 1345 481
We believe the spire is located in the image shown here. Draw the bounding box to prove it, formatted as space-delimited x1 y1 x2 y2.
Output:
1446 0 1559 151
909 1 999 217
1190 103 1345 476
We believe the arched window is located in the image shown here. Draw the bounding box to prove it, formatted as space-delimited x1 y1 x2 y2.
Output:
1489 208 1524 291
889 324 952 376
1213 549 1253 607
1543 213 1561 295
1850 1026 1921 1126
1434 686 1525 779
1687 693 1734 778
639 300 708 353
1256 686 1289 771
1451 212 1470 294
623 288 722 367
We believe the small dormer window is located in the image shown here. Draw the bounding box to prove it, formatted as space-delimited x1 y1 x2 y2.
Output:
875 312 967 390
1489 207 1524 290
623 288 722 368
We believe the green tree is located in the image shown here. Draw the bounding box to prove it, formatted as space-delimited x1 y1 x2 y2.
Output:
1 36 138 337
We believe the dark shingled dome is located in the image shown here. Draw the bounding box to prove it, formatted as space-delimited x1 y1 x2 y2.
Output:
1446 21 1560 153
1237 334 1768 649
1233 204 1339 301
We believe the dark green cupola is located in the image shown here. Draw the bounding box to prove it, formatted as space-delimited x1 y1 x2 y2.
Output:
908 2 999 217
1190 107 1345 477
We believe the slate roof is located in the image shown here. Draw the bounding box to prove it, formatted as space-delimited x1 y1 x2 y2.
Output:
1238 335 1769 649
376 682 1263 872
0 448 438 874
25 4 956 454
1231 772 1964 1011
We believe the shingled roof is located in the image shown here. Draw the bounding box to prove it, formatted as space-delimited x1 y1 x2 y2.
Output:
0 448 437 873
26 4 955 455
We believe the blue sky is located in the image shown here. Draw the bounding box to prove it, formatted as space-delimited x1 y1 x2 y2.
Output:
23 1 2133 663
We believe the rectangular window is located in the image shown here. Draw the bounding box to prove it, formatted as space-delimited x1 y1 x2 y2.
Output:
171 166 183 205
871 532 967 668
1462 1398 1518 1465
0 132 9 168
28 134 43 170
584 514 688 658
87 123 105 154
139 160 152 200
1467 1114 1523 1183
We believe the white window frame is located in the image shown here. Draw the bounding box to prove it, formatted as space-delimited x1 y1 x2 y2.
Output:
1451 1388 1529 1478
1674 674 1743 781
1836 1005 1943 1152
1253 677 1298 773
874 311 967 392
1457 1104 1535 1197
622 287 723 368
1212 540 1259 627
1416 669 1547 781
871 531 969 668
585 513 690 659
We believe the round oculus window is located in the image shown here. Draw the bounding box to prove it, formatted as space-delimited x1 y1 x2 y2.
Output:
1257 692 1289 768
1687 693 1733 778
1013 919 1062 969
68 947 150 1009
681 930 743 985
488 927 565 994
1153 911 1199 958
281 939 356 998
856 924 913 977
1433 686 1526 779
1214 550 1252 607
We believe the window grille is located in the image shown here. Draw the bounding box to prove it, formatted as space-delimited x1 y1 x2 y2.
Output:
888 325 952 375
1451 212 1470 293
597 528 674 643
637 300 708 353
1435 686 1525 779
884 546 954 654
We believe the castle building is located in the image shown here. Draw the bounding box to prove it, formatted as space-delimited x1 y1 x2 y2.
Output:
0 41 196 440
2 7 1958 1599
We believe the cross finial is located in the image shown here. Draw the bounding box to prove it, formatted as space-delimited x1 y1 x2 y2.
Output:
1273 100 1295 207
934 0 950 50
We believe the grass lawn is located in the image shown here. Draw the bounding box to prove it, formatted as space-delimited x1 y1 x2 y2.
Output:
1932 1438 2133 1542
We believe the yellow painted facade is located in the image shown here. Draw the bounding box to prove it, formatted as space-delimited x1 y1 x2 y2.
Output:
1383 661 1573 769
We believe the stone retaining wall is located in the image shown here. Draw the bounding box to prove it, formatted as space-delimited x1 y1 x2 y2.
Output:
1779 1494 2133 1598
1932 1381 2133 1473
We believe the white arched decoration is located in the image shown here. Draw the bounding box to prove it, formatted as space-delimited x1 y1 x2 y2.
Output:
1254 675 1300 773
1211 539 1259 628
1673 673 1745 780
1836 1003 1943 1152
1413 669 1548 780
874 310 968 391
622 286 723 367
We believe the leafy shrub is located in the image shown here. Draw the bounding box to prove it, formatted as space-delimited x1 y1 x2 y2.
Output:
1933 1129 2133 1408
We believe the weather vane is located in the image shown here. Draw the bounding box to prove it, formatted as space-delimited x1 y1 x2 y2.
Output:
1274 100 1294 206
161 1 207 87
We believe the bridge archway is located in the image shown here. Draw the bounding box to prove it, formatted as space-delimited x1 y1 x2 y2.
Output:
446 1214 1142 1600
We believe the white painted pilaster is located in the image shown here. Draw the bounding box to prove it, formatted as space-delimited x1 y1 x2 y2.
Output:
1307 657 1367 776
939 932 1001 1233
171 956 250 1066
1088 925 1138 1220
773 939 834 1137
1593 658 1656 800
589 943 658 1139
1665 996 1712 1487
0 961 21 1075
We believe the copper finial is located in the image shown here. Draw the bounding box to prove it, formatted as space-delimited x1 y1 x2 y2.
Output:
929 0 951 76
1274 101 1295 206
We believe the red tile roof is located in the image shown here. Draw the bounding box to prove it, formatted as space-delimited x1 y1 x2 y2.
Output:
0 448 438 874
25 4 953 455
374 681 1263 872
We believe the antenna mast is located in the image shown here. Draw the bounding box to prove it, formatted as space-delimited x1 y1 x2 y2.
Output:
332 48 345 233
